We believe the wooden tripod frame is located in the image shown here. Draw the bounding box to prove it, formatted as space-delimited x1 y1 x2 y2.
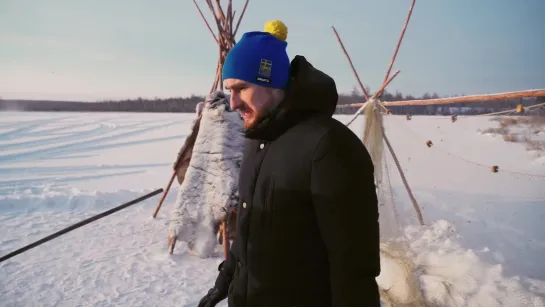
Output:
153 1 249 260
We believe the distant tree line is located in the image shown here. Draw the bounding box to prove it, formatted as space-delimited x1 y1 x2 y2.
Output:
0 95 204 113
1 89 543 116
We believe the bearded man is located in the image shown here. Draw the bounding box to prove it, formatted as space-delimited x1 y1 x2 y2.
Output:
198 21 381 307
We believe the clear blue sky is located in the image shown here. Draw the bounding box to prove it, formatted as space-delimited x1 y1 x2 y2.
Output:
0 0 543 101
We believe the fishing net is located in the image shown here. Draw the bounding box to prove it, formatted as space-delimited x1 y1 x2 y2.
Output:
361 102 426 306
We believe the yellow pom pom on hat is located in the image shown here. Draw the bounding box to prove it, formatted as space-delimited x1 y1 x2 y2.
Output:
222 19 291 89
264 19 288 42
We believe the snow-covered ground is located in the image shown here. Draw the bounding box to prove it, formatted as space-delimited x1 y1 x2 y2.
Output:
0 111 544 306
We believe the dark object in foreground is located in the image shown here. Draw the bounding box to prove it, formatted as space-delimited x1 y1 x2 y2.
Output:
0 188 163 264
204 56 381 306
198 287 226 307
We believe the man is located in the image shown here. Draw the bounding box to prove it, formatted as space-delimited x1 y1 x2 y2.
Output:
198 21 380 307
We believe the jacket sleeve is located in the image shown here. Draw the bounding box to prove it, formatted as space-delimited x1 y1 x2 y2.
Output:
213 238 238 295
311 129 381 306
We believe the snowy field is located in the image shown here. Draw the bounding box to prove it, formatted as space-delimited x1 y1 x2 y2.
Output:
1 111 544 306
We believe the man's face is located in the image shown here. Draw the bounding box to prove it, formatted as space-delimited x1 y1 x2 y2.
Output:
224 78 282 129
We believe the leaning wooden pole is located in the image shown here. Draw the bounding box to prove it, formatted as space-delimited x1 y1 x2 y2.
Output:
221 222 229 258
152 114 202 218
1 189 164 263
383 132 424 225
152 171 176 218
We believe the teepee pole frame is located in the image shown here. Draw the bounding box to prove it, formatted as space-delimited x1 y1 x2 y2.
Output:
333 0 424 225
158 0 250 257
154 0 249 219
332 0 543 227
193 0 249 92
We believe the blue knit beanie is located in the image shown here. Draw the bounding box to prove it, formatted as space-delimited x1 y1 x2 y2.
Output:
222 20 290 89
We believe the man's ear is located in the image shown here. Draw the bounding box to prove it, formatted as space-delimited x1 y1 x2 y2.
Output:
272 88 284 95
271 88 285 104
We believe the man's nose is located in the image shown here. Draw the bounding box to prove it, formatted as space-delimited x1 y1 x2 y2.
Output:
230 94 241 110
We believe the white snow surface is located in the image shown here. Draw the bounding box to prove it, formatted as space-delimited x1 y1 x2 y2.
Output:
168 94 245 258
1 111 544 306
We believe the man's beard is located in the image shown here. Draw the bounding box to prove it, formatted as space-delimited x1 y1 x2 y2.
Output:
240 97 279 130
242 109 263 130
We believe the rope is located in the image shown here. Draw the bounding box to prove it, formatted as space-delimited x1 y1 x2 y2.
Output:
400 102 545 120
471 102 545 118
393 119 545 179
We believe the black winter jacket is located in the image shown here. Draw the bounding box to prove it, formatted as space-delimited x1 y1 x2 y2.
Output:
213 55 381 307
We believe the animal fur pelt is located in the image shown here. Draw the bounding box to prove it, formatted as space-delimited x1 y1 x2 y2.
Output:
168 91 245 258
174 102 204 185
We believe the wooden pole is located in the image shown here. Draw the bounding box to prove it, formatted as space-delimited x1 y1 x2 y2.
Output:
381 0 416 86
152 170 176 218
221 221 229 258
168 232 177 254
337 89 545 108
345 70 400 127
331 26 370 100
1 189 163 263
152 114 202 218
383 132 424 225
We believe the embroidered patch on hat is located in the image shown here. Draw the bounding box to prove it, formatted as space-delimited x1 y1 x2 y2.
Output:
256 58 272 83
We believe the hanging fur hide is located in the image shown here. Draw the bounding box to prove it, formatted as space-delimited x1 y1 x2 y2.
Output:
168 91 244 258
